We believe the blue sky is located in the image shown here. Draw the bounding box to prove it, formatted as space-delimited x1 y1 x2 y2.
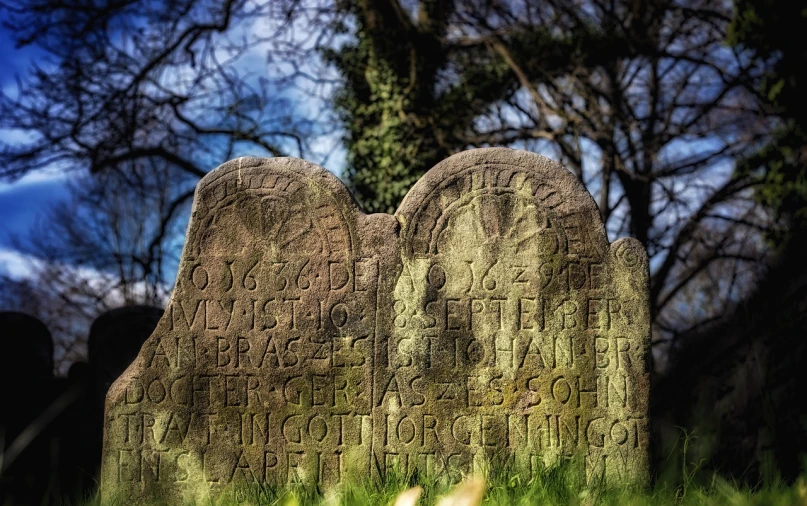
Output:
0 177 70 245
0 26 73 263
0 9 350 280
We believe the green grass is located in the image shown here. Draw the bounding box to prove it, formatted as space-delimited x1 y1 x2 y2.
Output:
68 463 807 506
239 470 807 506
65 434 806 506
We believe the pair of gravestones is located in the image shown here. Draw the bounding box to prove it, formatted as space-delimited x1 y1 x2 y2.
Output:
101 148 651 503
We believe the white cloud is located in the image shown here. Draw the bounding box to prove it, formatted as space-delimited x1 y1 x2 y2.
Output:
0 166 71 193
0 247 40 278
0 246 170 307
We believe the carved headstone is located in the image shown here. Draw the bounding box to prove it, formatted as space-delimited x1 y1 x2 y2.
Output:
101 149 650 503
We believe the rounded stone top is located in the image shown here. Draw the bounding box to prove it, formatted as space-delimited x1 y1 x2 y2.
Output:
193 156 362 217
396 148 607 260
183 157 363 261
0 311 53 378
88 305 163 364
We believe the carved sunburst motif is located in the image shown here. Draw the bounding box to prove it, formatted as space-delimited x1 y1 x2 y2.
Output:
434 191 558 257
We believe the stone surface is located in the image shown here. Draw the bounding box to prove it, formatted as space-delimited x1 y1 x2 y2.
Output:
100 149 650 503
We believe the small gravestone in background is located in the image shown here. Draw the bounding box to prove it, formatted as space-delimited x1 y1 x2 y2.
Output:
0 311 53 380
101 149 650 503
0 312 56 504
90 306 164 401
84 307 165 482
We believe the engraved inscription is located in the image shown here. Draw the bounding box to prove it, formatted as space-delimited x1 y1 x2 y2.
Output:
386 152 649 484
101 150 650 504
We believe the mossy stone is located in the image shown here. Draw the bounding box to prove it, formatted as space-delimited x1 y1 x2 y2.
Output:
100 148 650 504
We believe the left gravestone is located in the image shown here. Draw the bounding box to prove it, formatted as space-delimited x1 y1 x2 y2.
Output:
100 158 397 503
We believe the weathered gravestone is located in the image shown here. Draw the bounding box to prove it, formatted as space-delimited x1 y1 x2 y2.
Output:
0 312 58 505
101 149 650 503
